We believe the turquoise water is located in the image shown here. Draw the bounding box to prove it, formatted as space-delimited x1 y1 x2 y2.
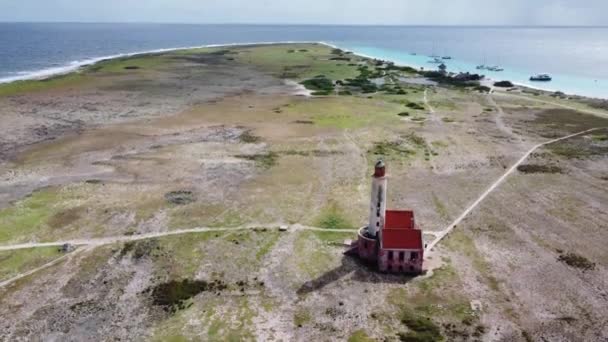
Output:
339 44 607 99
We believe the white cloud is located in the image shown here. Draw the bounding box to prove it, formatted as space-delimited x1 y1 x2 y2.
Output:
0 0 606 25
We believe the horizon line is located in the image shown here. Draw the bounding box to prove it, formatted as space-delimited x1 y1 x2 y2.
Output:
1 21 607 28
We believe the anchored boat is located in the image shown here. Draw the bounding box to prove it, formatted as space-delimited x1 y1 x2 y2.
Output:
530 74 552 81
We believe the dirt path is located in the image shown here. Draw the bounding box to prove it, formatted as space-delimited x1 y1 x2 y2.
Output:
495 91 608 119
0 247 85 288
254 227 300 340
344 130 369 201
424 88 434 114
487 93 521 142
423 88 438 121
0 224 359 252
425 127 606 254
0 224 358 289
422 88 441 171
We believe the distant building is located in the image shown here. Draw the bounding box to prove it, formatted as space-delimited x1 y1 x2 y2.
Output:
351 160 424 274
438 63 447 75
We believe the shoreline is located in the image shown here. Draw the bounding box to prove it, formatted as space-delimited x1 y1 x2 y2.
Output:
0 40 321 84
330 44 607 100
0 40 605 100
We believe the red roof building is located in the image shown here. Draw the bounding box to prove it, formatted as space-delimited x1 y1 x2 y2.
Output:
378 210 424 273
382 210 422 250
353 161 424 274
385 210 415 229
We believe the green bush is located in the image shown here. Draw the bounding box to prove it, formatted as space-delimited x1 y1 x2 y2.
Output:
493 80 514 87
301 76 334 93
474 85 491 93
558 252 595 271
398 310 443 342
406 102 425 110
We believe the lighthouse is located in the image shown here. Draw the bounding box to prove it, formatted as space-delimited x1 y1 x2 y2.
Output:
350 160 424 274
368 160 387 237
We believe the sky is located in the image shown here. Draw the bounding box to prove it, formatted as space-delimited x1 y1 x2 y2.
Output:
0 0 606 26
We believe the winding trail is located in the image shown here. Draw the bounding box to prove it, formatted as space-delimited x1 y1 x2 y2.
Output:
495 91 608 119
487 93 520 142
0 247 84 288
424 89 433 112
425 126 606 254
422 88 440 171
2 124 606 288
423 88 438 120
0 224 358 252
0 224 358 288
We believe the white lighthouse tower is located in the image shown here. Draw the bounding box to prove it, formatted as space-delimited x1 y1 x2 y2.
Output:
368 160 387 237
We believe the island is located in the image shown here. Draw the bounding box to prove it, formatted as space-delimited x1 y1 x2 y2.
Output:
0 43 607 341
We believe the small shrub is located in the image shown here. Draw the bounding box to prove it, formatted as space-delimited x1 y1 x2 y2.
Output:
493 80 514 87
474 85 491 93
473 325 486 337
148 279 228 312
406 132 426 147
557 316 577 324
330 57 351 61
315 202 353 229
236 152 279 169
165 191 195 205
398 112 410 117
370 141 414 157
348 330 374 342
398 310 443 342
558 252 595 271
406 102 425 110
517 164 562 174
294 308 312 327
591 134 608 141
239 130 261 143
522 331 534 342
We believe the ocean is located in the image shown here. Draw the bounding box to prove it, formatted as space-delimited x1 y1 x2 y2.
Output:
1 23 607 98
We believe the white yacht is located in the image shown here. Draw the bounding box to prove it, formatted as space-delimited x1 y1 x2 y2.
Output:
530 74 552 81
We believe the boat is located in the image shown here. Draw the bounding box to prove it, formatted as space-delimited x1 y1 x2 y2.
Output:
427 58 443 64
530 74 552 81
442 56 452 60
487 66 504 72
476 65 486 70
